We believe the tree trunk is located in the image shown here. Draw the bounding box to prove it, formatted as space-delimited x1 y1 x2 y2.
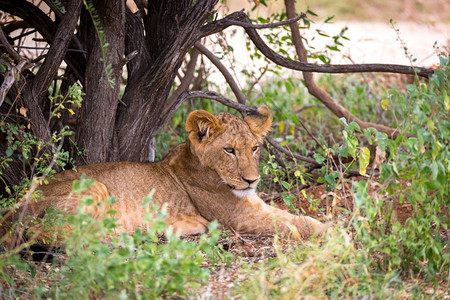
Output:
75 0 125 164
114 0 217 161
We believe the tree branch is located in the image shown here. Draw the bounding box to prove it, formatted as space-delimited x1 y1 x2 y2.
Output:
0 0 86 83
283 0 401 138
213 10 306 29
0 27 21 62
164 47 200 112
30 0 83 107
266 135 318 165
157 90 254 135
200 11 434 78
194 41 247 105
0 59 32 108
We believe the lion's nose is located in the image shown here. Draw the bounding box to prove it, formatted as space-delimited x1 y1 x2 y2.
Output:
242 177 259 185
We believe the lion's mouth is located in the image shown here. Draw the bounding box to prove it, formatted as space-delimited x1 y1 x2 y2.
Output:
227 185 256 198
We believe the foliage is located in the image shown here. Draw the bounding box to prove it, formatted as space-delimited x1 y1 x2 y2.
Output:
232 56 449 297
0 3 447 297
0 175 230 298
0 84 83 208
55 176 224 298
352 55 449 279
233 228 403 299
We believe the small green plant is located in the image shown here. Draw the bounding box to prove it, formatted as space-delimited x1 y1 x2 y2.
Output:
1 174 231 298
233 228 402 299
0 84 83 208
51 175 226 298
231 56 449 298
352 56 449 279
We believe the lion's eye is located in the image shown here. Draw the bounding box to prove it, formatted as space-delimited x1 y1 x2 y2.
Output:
224 147 235 154
252 145 259 152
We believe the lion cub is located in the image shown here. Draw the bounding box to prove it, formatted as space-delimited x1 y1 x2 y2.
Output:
1 106 323 242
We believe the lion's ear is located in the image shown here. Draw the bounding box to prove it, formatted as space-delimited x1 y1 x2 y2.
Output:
244 105 272 142
186 110 222 143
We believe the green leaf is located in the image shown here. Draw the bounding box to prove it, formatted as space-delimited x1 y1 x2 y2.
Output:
349 121 361 132
347 136 358 159
324 175 335 186
81 196 94 206
278 121 285 133
281 181 290 190
314 153 326 164
5 147 13 157
359 147 371 176
306 9 318 16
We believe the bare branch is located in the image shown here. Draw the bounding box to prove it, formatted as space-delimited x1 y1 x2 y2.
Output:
164 48 200 112
200 11 434 78
200 11 305 34
216 10 306 29
266 135 318 165
295 119 324 150
158 90 256 135
119 50 139 69
42 0 64 20
0 0 86 83
30 0 83 106
0 27 21 62
283 0 401 138
0 59 32 108
194 41 247 105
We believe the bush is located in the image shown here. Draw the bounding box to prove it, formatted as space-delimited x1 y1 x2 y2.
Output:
352 56 449 279
1 175 229 298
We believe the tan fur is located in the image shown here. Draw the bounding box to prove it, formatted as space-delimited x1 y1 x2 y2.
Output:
1 105 323 243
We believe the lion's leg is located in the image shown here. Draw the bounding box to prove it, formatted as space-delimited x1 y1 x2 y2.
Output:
166 214 209 235
232 194 324 238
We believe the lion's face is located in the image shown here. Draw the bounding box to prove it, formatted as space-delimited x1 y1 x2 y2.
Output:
186 106 272 198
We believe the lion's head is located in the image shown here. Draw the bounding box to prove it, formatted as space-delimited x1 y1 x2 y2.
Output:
185 105 272 198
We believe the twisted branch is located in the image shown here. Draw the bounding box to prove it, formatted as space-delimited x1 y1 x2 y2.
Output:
283 0 401 138
200 11 434 78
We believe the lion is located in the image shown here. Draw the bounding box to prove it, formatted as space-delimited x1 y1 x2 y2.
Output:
1 105 323 245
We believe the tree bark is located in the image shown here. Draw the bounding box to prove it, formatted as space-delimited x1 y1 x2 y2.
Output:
22 0 83 141
75 0 125 164
114 0 218 161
